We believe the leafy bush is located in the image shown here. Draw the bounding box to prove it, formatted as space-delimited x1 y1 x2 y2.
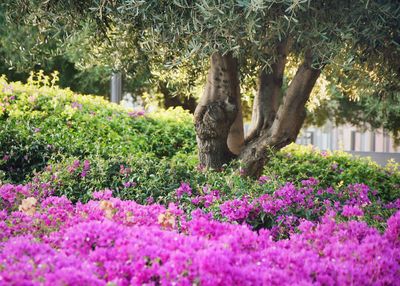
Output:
2 74 399 232
264 144 400 202
32 144 400 206
28 151 398 235
2 76 398 204
32 153 198 204
0 75 196 182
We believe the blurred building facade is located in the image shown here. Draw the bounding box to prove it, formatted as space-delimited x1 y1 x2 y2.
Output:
296 122 399 153
296 122 400 165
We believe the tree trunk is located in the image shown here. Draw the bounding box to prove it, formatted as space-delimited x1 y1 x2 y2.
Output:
194 53 241 169
227 96 244 155
240 52 321 177
246 40 288 143
194 50 321 177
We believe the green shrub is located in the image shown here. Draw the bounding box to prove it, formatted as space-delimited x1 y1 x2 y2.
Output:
33 144 399 207
31 152 398 233
31 152 199 203
2 74 399 226
264 144 400 202
0 75 196 182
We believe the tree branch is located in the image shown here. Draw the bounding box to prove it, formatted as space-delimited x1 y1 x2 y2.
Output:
239 50 321 177
246 40 288 143
269 51 321 148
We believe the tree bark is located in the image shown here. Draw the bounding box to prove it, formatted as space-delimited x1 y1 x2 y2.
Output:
239 52 321 177
246 40 288 143
227 93 244 155
194 53 241 169
194 50 321 177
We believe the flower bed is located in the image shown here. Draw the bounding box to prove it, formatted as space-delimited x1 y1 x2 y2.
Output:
1 185 399 285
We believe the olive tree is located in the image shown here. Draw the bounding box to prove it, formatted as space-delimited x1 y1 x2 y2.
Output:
4 0 399 176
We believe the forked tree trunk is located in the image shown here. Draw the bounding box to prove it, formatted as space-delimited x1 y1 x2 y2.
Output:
195 49 321 177
240 51 321 177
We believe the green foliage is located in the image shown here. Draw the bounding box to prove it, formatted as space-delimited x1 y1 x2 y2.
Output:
0 76 196 182
29 143 399 234
0 7 115 97
31 140 399 209
3 0 400 137
304 57 400 142
264 144 400 202
5 0 399 71
1 77 398 233
332 90 400 143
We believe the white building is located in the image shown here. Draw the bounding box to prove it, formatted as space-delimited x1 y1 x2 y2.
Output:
296 122 400 165
297 122 399 153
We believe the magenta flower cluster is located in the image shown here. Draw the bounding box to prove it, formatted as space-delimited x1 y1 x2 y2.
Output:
176 182 192 198
127 110 145 118
220 197 253 222
0 183 399 285
219 181 377 224
190 187 221 207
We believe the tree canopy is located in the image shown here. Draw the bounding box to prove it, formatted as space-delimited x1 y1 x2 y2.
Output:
1 0 400 142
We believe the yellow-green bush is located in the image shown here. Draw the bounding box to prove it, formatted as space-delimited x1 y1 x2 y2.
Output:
0 75 196 182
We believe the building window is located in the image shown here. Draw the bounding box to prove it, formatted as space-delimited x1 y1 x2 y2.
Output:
351 131 356 151
370 132 375 152
297 131 314 145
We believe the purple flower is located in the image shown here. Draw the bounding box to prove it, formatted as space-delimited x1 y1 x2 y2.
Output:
385 199 400 210
146 196 154 205
385 210 400 246
320 150 327 156
0 184 17 204
123 182 136 188
92 189 113 200
301 177 319 187
176 182 192 198
128 110 145 118
81 160 90 178
298 219 315 233
0 182 399 286
220 197 253 221
191 196 201 205
342 205 364 217
258 176 270 185
71 101 83 110
119 165 131 175
67 160 80 174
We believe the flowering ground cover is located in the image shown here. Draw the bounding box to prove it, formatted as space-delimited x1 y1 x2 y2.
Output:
1 184 399 285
